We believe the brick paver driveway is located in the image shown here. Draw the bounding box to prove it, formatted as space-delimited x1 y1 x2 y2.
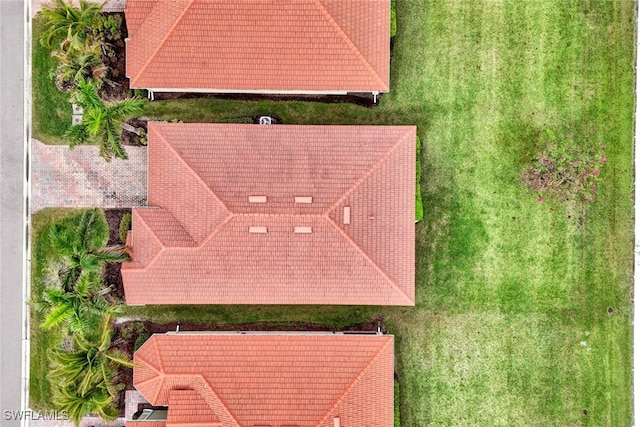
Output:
31 139 147 213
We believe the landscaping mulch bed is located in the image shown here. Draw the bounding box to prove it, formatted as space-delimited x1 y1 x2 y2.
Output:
104 208 130 302
152 91 381 108
121 116 149 146
98 12 131 102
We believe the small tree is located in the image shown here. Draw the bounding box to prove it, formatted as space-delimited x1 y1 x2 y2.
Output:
50 45 108 91
521 138 606 202
67 78 145 161
48 209 129 291
50 314 133 426
36 266 117 337
39 0 105 51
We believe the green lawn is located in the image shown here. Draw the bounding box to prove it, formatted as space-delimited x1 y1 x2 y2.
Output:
32 16 72 145
29 208 97 411
388 1 634 425
31 1 634 425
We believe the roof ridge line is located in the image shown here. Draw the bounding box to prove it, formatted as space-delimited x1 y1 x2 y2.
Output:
327 128 409 214
162 374 241 427
132 352 161 385
199 214 235 248
234 212 324 217
199 212 327 246
325 218 413 305
134 338 166 404
152 336 165 372
137 208 198 247
313 0 387 90
198 376 243 427
314 337 393 427
154 126 232 216
130 0 198 86
131 208 166 271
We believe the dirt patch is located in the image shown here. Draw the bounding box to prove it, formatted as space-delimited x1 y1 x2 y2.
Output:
121 117 149 146
105 208 131 246
103 209 130 303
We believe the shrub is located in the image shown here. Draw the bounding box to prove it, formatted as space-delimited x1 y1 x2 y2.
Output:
134 332 151 351
120 321 144 341
416 136 424 222
119 213 132 244
390 0 397 38
521 138 607 202
94 14 123 44
218 116 254 124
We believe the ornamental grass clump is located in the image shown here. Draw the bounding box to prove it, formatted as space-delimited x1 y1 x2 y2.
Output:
521 139 606 202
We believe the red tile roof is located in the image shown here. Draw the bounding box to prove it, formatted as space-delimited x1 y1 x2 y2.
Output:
126 423 166 427
128 333 394 427
122 123 415 306
125 0 390 93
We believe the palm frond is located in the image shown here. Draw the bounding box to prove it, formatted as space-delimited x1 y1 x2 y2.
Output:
41 303 75 330
72 77 103 110
65 123 91 148
93 247 130 263
108 98 145 119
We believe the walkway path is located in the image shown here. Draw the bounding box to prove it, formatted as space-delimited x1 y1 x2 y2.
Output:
30 139 147 213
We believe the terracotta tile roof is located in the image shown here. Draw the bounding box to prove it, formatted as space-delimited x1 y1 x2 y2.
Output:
125 0 390 93
126 423 166 427
130 333 394 427
122 123 415 306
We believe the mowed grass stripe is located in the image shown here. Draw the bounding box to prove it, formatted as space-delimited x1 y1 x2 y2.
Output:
392 0 633 425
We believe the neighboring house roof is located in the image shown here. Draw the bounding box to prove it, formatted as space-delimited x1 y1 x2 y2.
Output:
126 423 166 427
124 0 390 93
127 333 394 427
122 123 415 306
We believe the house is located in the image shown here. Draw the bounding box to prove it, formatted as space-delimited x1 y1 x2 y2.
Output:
124 0 390 99
122 123 416 306
125 332 394 427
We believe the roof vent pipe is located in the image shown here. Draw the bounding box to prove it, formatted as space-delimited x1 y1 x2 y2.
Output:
334 417 341 427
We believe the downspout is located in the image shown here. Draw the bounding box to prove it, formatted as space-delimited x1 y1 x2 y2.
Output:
148 90 155 101
373 91 379 103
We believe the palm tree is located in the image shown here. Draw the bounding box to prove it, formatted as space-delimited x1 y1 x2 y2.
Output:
52 384 119 426
50 45 108 91
48 209 129 291
50 314 133 425
36 266 117 336
67 78 145 161
39 0 105 51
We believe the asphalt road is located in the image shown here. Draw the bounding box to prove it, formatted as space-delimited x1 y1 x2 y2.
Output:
0 1 26 426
